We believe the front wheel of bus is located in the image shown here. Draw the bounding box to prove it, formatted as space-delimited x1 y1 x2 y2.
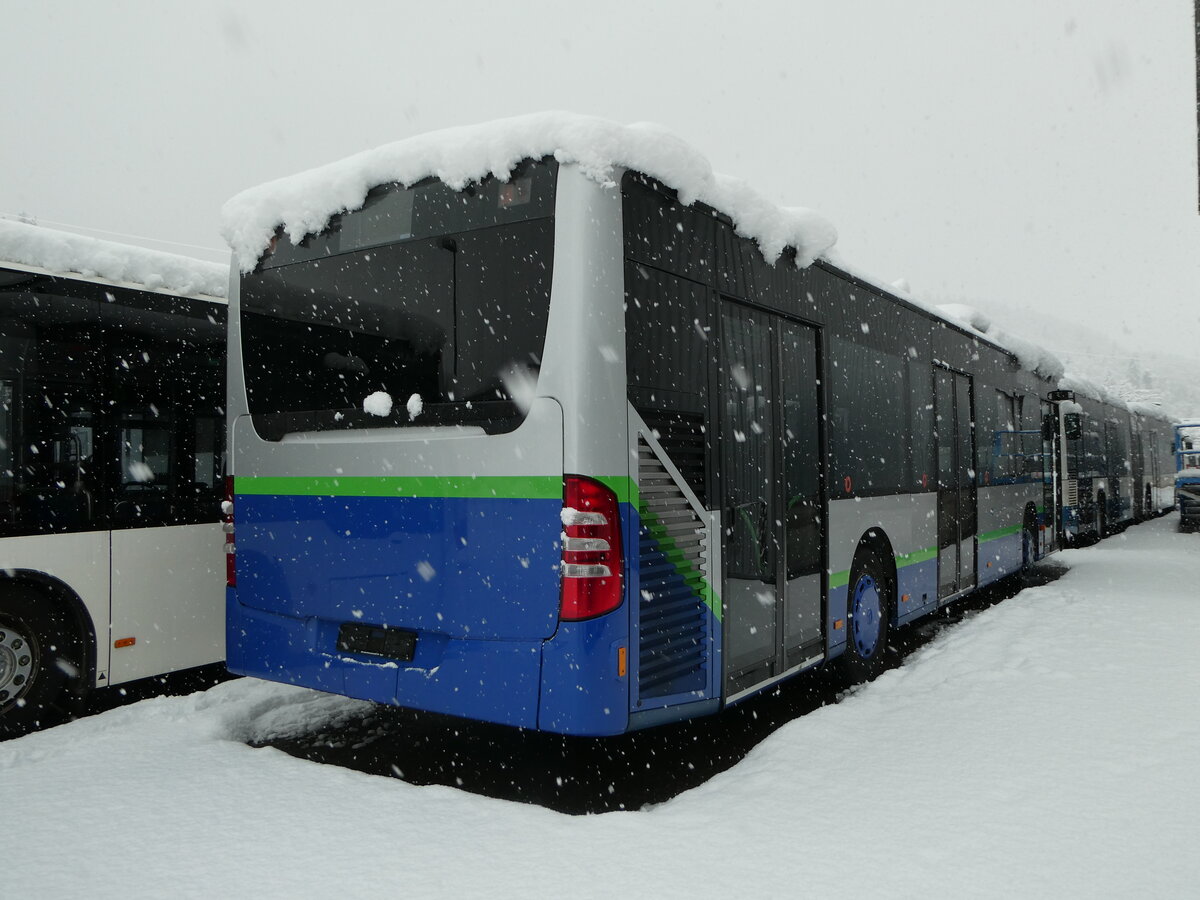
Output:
842 555 893 684
0 588 80 737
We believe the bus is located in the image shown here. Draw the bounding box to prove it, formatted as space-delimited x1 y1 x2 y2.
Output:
1177 423 1200 530
1051 392 1176 542
0 220 227 735
222 116 1174 736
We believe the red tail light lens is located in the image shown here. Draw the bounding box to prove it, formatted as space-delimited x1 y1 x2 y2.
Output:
560 475 623 620
223 476 236 588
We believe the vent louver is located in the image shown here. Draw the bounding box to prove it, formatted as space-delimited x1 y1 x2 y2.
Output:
637 438 710 700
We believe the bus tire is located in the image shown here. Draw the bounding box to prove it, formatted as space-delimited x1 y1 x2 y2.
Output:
1021 506 1038 576
0 586 84 737
842 550 893 684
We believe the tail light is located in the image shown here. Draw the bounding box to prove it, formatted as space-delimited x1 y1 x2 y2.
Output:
560 475 623 620
223 476 236 588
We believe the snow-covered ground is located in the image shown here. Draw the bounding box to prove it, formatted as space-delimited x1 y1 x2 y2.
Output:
7 515 1198 898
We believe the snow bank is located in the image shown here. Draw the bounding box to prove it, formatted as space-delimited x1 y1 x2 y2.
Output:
220 112 837 273
0 219 227 298
4 516 1199 898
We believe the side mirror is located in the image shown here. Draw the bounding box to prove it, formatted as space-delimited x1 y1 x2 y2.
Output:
1064 412 1082 441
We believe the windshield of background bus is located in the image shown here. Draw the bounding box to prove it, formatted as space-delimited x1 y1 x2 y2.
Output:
239 160 557 439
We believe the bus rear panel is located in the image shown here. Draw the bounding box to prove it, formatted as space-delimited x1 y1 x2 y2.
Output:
226 160 643 734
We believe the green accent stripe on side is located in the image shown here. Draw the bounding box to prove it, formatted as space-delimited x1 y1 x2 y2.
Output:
978 524 1022 544
829 569 851 589
236 474 565 500
596 476 639 508
830 544 937 589
638 502 722 622
239 474 641 505
895 546 937 568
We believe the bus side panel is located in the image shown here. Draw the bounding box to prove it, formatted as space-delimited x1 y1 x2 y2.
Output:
0 532 110 685
538 599 630 736
975 484 1038 589
108 522 224 684
826 494 938 649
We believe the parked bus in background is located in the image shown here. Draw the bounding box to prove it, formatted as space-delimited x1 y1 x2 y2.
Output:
221 115 1177 737
0 220 227 736
1176 423 1200 531
1051 392 1176 543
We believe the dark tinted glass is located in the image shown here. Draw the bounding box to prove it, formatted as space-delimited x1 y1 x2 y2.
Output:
263 161 556 269
240 163 556 439
829 336 907 494
0 272 226 534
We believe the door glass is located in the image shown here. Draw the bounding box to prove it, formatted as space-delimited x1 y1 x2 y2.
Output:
780 322 822 660
720 306 776 680
935 368 957 597
955 374 976 588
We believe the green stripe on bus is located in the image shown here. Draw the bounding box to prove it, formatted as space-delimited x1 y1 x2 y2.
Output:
238 474 643 505
895 546 938 567
829 544 937 589
596 475 639 507
638 501 722 622
236 474 565 500
978 524 1022 543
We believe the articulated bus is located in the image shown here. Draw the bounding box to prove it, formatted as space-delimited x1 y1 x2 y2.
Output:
0 222 227 735
223 127 1174 736
1051 394 1176 542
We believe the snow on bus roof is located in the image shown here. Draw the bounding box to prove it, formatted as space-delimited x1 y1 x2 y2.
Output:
218 113 1173 420
219 111 838 274
0 218 227 299
935 302 1066 382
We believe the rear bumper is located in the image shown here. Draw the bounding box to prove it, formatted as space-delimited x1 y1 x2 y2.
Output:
227 589 632 735
227 591 543 729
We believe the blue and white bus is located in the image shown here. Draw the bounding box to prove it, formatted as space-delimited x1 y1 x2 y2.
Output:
222 117 1164 736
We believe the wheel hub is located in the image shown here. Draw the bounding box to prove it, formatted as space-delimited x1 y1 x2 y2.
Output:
851 575 883 659
0 625 36 705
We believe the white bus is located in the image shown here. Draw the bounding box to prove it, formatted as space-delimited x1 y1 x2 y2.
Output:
0 220 227 735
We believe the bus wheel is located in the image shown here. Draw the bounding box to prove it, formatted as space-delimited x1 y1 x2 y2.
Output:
1021 527 1036 576
0 587 81 737
843 555 892 684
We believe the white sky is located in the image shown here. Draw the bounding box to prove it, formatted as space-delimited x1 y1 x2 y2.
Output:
3 0 1197 358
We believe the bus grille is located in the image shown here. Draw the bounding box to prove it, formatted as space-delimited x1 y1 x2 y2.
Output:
1065 478 1078 507
637 439 710 700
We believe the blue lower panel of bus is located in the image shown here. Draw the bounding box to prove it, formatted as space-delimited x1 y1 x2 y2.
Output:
977 533 1023 588
228 491 640 734
227 591 545 728
896 558 938 626
828 558 939 649
234 492 563 639
227 590 635 735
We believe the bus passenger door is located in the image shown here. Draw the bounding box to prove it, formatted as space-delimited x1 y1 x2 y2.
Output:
1040 399 1060 554
935 367 976 600
719 305 823 698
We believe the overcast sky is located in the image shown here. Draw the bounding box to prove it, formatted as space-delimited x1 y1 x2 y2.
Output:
3 0 1197 359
